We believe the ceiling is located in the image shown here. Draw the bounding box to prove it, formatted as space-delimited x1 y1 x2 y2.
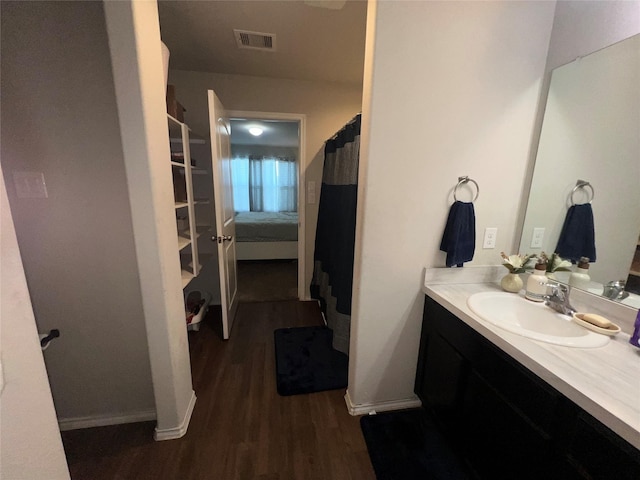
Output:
230 119 300 147
157 0 368 86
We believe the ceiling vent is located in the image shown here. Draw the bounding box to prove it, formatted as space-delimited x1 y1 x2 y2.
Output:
233 29 277 52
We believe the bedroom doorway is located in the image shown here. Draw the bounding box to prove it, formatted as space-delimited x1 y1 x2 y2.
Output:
227 111 306 302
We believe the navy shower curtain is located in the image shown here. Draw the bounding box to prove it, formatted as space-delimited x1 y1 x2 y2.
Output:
310 114 361 355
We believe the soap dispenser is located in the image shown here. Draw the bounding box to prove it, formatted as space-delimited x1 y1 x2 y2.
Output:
525 258 548 302
569 257 591 289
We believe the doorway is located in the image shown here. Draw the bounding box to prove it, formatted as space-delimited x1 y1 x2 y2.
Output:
227 111 306 302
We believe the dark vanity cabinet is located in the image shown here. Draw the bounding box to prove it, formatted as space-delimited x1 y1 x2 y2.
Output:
415 295 640 480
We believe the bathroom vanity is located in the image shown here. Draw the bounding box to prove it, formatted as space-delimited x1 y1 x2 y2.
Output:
416 273 640 479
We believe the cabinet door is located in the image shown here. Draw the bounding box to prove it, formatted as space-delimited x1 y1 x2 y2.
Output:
471 336 560 439
416 331 467 432
565 410 640 480
460 369 558 480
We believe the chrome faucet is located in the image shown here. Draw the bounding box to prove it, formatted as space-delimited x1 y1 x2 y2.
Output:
602 280 629 301
544 282 577 316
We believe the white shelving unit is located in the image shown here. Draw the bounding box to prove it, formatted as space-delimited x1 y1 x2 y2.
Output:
168 114 207 288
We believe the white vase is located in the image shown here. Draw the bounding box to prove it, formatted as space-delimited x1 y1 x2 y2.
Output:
501 273 523 293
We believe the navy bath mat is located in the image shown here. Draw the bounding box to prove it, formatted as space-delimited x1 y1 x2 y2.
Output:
274 326 348 396
360 409 470 480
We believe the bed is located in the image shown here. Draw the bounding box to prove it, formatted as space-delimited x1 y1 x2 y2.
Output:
234 211 298 260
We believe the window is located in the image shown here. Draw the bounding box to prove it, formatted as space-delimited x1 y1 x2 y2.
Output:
231 155 297 212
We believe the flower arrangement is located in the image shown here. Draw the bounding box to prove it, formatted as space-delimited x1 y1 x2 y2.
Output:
540 252 572 273
500 252 536 274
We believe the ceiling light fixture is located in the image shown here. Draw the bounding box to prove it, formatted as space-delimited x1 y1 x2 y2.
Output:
248 127 263 136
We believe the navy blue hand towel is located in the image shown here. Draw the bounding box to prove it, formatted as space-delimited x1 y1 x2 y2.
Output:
440 201 476 267
555 203 596 263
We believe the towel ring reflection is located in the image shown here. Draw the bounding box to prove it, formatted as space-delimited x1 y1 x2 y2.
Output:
453 176 479 203
571 180 594 205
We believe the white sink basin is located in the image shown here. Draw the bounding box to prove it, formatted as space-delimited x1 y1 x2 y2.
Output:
467 292 609 348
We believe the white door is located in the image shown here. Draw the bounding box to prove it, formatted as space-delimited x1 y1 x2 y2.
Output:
208 90 238 339
0 168 71 479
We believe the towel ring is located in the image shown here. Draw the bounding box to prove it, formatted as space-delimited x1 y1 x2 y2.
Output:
571 180 594 205
453 176 479 203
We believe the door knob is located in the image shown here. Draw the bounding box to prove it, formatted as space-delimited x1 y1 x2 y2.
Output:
39 329 60 351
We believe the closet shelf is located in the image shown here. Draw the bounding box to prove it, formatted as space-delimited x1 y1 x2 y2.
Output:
168 115 206 144
170 136 206 145
187 261 202 271
177 234 192 251
181 269 194 288
179 230 202 240
168 112 206 293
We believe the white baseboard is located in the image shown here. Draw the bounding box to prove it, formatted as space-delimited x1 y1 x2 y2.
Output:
154 390 197 441
58 409 157 431
344 389 422 416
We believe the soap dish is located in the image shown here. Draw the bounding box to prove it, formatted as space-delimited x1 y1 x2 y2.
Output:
572 313 621 336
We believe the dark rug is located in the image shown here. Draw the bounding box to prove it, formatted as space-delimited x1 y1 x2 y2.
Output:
274 326 348 396
360 409 471 480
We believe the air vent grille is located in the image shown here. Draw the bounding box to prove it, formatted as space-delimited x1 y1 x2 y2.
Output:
234 29 277 52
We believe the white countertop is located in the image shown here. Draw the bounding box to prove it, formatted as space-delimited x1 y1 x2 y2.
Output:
422 275 640 449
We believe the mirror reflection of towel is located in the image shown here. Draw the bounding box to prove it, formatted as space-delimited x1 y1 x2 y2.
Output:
555 204 596 263
440 201 476 267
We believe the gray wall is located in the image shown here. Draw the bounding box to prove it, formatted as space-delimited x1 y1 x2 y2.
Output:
1 1 155 423
546 0 640 71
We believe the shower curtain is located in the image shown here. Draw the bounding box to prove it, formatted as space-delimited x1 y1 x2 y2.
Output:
310 114 361 355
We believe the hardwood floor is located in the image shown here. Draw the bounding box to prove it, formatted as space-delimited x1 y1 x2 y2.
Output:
61 301 375 480
236 260 298 303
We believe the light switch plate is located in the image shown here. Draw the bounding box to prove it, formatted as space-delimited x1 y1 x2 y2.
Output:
483 227 498 249
0 358 4 396
307 181 316 204
531 227 545 248
13 171 48 198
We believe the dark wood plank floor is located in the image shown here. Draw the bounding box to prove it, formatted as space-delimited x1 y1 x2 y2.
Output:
236 260 298 303
61 301 375 480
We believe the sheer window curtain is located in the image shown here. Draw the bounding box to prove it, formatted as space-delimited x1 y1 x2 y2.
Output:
231 155 297 212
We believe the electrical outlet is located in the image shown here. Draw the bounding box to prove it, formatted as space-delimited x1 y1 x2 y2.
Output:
483 228 497 249
531 227 545 248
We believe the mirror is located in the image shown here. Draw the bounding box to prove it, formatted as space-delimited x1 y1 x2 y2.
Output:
520 34 640 305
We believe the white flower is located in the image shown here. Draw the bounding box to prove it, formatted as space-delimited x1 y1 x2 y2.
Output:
501 252 536 274
541 252 572 273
